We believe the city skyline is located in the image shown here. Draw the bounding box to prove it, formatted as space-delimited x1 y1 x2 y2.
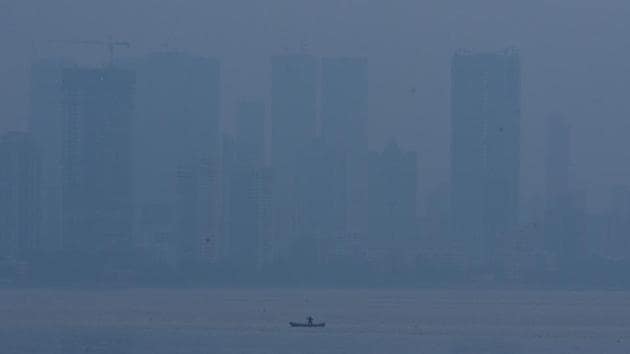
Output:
4 1 630 213
3 3 630 353
0 44 628 286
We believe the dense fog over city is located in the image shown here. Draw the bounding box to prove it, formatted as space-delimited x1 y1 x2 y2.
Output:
2 1 630 352
3 0 630 205
2 0 630 284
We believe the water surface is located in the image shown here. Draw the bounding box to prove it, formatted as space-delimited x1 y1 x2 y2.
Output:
1 289 628 353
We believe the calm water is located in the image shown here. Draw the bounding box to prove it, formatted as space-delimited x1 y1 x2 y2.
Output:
1 288 629 353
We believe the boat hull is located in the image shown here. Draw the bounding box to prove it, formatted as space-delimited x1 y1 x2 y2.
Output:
289 322 326 328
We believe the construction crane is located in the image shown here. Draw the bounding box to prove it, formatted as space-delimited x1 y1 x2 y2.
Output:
46 37 131 65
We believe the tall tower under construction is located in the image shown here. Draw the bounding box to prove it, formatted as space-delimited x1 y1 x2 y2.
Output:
61 67 135 254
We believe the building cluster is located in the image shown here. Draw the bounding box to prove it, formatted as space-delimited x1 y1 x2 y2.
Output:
0 48 628 283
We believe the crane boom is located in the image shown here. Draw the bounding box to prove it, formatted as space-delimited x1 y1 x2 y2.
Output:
46 38 131 65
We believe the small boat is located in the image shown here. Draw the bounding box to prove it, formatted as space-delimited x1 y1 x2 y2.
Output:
289 321 326 328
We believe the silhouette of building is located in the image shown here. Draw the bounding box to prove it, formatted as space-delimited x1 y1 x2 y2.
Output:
270 54 318 256
61 67 135 254
0 132 41 260
450 48 521 260
321 57 368 153
321 57 369 245
422 182 451 251
128 52 221 259
368 140 418 250
544 114 572 258
606 187 630 260
29 59 69 252
174 164 197 264
293 139 346 254
564 189 587 260
137 202 175 266
545 115 571 206
271 54 317 168
257 168 274 266
222 102 272 270
175 156 221 265
235 101 266 168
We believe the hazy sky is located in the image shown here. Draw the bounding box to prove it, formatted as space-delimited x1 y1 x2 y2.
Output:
3 0 630 210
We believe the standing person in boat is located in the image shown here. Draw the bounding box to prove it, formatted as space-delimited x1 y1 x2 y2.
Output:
307 316 314 326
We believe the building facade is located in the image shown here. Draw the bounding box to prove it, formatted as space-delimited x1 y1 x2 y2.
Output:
61 67 135 254
321 57 370 246
29 59 69 252
368 140 418 250
129 52 221 263
270 54 318 257
450 48 521 260
0 132 41 260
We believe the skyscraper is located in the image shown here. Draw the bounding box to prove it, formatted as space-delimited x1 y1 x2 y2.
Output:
271 54 317 168
293 138 347 243
321 57 369 241
450 48 521 260
270 54 317 256
129 52 221 261
175 155 221 265
29 59 69 252
545 115 571 209
606 186 630 260
367 140 418 250
130 52 221 203
544 114 572 257
235 101 266 168
61 67 135 253
223 102 272 270
321 57 368 153
0 132 41 260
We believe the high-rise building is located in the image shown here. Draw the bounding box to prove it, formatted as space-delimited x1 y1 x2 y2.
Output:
128 52 221 260
270 55 317 256
222 144 265 270
61 67 135 253
174 164 198 264
271 54 317 168
175 156 221 265
450 48 521 260
605 186 630 260
321 57 368 153
423 182 451 250
257 168 274 266
235 101 266 168
0 132 41 260
223 102 272 270
293 139 347 242
368 140 418 249
29 59 69 252
321 57 369 241
130 52 221 203
137 202 175 265
545 115 571 210
544 114 572 257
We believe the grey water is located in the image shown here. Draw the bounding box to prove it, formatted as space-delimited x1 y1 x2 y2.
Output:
1 289 628 353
